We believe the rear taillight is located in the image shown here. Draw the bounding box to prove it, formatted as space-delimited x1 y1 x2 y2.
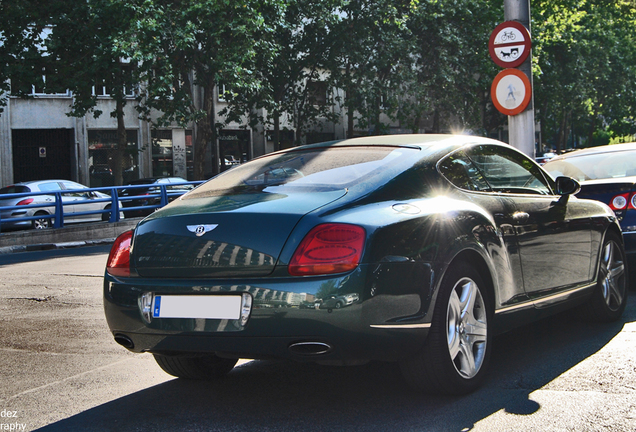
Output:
107 230 133 277
289 224 366 276
610 193 629 211
16 198 34 206
609 192 636 211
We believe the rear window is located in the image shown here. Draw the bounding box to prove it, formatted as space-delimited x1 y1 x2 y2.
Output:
187 146 418 198
544 150 636 181
0 185 30 194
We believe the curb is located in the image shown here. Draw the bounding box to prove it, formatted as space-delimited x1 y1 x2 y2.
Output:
0 219 139 255
0 238 117 255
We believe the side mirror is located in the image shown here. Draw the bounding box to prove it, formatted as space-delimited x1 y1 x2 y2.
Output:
555 176 581 196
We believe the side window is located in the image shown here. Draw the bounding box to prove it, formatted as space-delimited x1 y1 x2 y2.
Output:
61 181 87 197
467 145 553 195
438 150 491 191
38 182 62 192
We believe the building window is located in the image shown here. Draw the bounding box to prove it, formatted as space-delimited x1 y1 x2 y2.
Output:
92 65 135 97
218 83 232 102
11 67 69 96
306 132 335 144
307 81 328 106
152 130 173 177
219 130 251 171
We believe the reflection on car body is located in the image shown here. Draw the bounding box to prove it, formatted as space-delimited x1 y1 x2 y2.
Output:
317 293 360 310
104 134 627 395
118 177 194 218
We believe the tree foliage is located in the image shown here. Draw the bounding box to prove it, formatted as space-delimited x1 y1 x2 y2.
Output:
2 0 636 181
0 0 52 111
122 0 284 178
533 0 636 150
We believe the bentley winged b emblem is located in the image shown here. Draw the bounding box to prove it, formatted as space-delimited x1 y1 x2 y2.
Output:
187 224 218 237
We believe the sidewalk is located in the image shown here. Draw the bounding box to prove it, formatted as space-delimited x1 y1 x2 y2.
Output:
0 219 140 254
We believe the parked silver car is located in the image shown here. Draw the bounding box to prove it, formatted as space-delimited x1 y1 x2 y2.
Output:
0 180 124 230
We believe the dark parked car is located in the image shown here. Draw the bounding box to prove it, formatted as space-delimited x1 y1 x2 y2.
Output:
543 142 636 283
104 135 626 395
0 179 123 229
118 177 194 218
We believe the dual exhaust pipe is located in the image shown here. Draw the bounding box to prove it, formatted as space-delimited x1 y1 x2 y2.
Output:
114 334 333 357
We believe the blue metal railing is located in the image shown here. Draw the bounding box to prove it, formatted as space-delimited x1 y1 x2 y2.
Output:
0 181 203 233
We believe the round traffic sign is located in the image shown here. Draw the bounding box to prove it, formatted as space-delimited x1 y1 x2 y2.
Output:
489 21 532 68
491 69 532 116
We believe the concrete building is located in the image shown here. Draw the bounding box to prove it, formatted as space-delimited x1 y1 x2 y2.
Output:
2 76 489 189
0 81 355 188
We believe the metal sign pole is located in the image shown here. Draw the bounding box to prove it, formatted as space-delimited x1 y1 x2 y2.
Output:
504 0 535 159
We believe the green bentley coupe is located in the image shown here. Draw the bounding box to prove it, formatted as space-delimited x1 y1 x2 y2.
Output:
104 135 627 395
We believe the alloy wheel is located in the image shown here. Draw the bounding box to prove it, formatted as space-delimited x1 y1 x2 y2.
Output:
446 277 488 379
600 240 625 312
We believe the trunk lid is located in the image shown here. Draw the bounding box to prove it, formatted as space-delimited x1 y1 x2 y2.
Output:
132 190 346 278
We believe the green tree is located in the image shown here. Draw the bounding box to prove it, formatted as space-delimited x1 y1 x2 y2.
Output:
326 0 500 137
404 0 500 135
533 0 636 150
0 0 137 185
326 0 413 137
0 1 53 113
226 0 343 149
45 0 137 185
124 0 284 179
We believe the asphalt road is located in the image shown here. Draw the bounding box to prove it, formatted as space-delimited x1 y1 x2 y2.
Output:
0 245 635 431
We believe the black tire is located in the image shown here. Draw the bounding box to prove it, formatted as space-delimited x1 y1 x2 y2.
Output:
578 231 627 322
400 261 492 395
153 354 237 380
32 211 51 229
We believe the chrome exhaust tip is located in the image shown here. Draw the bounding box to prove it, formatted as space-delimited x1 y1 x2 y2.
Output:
288 341 333 356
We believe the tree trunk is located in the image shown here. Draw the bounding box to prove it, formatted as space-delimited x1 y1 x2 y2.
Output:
193 80 218 180
347 102 354 138
114 97 126 186
432 109 440 134
587 110 598 147
273 109 281 152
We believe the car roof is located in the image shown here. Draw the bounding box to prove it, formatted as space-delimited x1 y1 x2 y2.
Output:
270 134 510 160
12 179 84 187
244 134 517 167
305 134 503 148
549 142 636 161
127 177 188 185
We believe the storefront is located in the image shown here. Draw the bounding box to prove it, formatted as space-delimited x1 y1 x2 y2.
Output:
87 129 139 187
218 129 251 171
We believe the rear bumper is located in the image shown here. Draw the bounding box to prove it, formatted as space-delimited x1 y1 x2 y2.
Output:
103 262 434 362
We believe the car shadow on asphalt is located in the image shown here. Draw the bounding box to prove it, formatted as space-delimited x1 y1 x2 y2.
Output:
37 296 636 432
0 245 112 267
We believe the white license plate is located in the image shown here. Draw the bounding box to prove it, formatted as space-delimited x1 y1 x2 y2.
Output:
152 295 242 320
